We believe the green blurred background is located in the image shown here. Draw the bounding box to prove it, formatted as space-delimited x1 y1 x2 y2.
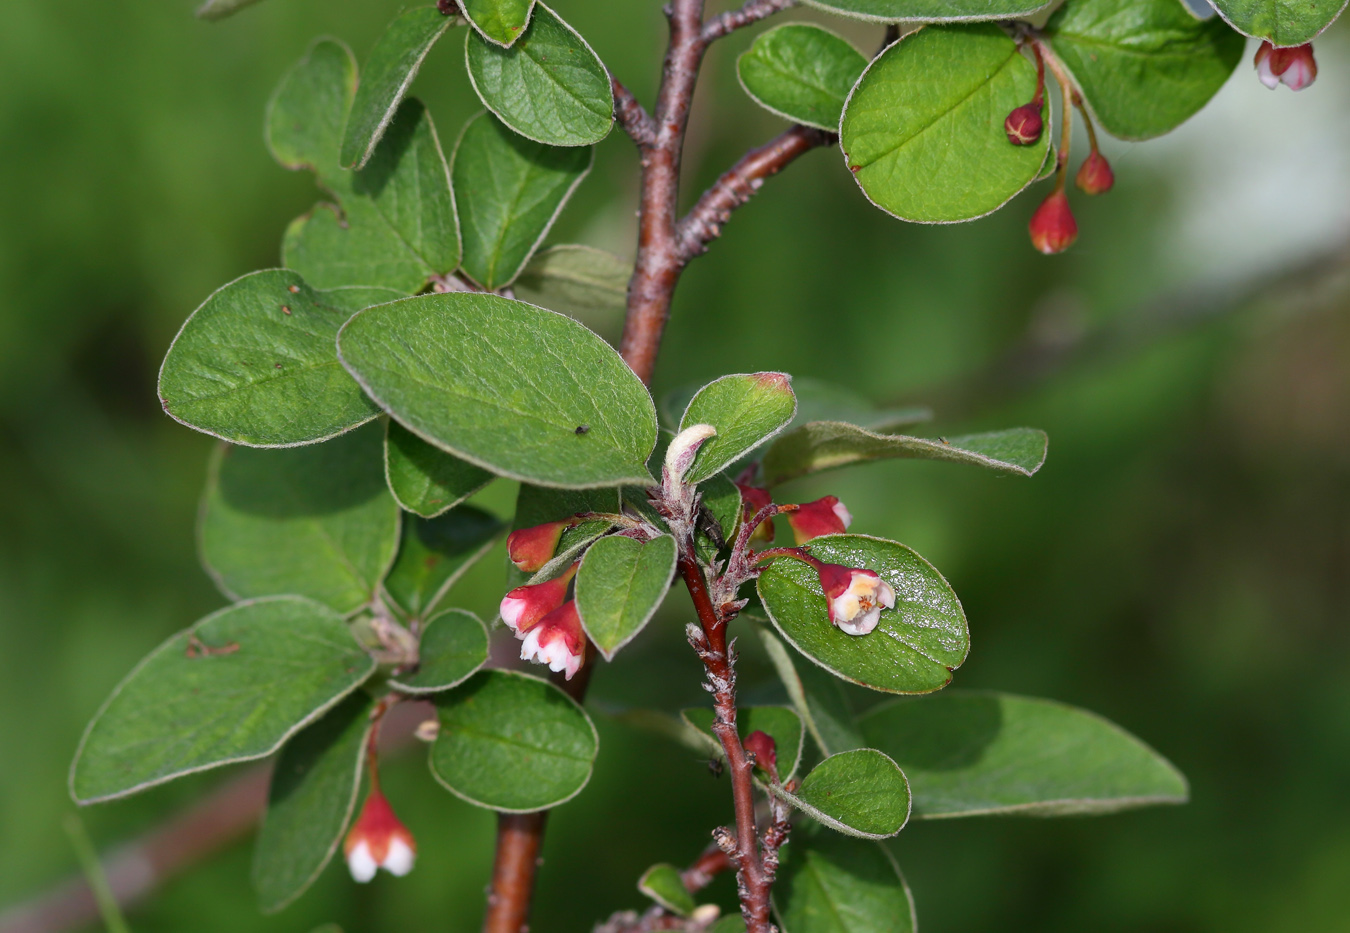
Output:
3 1 1349 931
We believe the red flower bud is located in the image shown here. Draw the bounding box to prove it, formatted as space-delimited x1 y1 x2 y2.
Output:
1004 103 1044 146
743 730 777 774
816 563 895 636
1075 150 1114 195
736 484 775 544
499 562 578 634
344 786 416 882
786 495 852 545
519 599 586 680
1028 190 1078 255
1256 41 1317 91
507 520 569 573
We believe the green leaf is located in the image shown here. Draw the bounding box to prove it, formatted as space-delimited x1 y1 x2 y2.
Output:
383 507 505 619
859 691 1190 818
338 291 657 488
462 0 537 47
774 828 916 933
158 269 381 447
1209 0 1346 45
775 749 910 839
638 863 696 917
385 420 494 519
70 596 375 804
389 608 490 693
507 484 621 589
196 0 266 21
738 24 867 131
317 285 407 312
283 200 434 295
680 373 797 484
200 422 401 614
430 669 598 811
803 0 1050 21
789 379 931 433
1045 0 1244 141
759 626 864 757
467 3 614 147
575 534 676 660
681 705 806 781
252 692 373 912
840 24 1049 223
709 918 748 933
342 7 456 169
756 535 967 694
451 112 593 289
267 39 358 192
513 245 631 337
762 423 1048 487
698 473 742 559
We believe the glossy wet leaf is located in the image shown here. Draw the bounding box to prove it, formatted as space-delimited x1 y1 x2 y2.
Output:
266 39 357 189
385 420 494 519
507 484 622 589
762 423 1048 487
200 422 400 613
452 112 593 289
383 507 504 619
757 535 967 694
738 24 867 131
338 291 657 488
575 534 676 660
1209 0 1346 44
196 0 266 20
467 3 614 147
1045 0 1244 141
513 245 631 327
389 609 489 693
774 828 915 933
859 691 1189 818
252 692 373 912
638 863 696 917
342 7 455 169
462 0 536 46
71 597 375 804
681 705 806 781
429 670 598 811
841 24 1048 223
804 0 1050 21
776 749 910 838
760 626 865 757
159 269 381 447
680 373 797 484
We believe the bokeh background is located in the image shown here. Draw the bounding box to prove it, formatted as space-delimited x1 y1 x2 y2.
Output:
3 1 1349 931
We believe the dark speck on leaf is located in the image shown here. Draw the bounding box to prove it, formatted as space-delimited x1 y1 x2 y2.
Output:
288 284 300 294
275 363 283 369
575 424 590 435
281 305 291 315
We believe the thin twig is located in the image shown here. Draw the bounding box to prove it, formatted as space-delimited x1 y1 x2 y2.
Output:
701 0 797 42
613 77 657 148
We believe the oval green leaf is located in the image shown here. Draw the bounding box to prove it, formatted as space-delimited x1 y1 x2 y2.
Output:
266 38 357 189
429 669 598 811
200 421 401 614
338 291 657 489
774 828 916 933
1210 0 1347 45
507 484 622 590
738 23 867 131
841 24 1049 223
680 373 797 484
638 863 697 917
386 420 494 518
803 0 1050 21
389 608 490 693
756 534 967 694
462 0 537 47
776 748 911 839
681 705 806 782
70 596 375 804
383 507 504 619
576 534 676 660
1045 0 1244 141
859 691 1190 818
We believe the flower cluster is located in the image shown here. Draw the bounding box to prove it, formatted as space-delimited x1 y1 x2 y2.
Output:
500 559 585 680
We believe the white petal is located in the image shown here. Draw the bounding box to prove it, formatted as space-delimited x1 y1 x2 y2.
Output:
830 593 861 622
382 837 416 877
500 596 527 631
347 841 378 883
1257 61 1280 88
836 607 880 636
1283 62 1313 90
832 500 853 529
520 628 543 662
876 580 896 609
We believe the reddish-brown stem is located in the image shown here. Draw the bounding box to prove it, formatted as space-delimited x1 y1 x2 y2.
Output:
701 0 798 42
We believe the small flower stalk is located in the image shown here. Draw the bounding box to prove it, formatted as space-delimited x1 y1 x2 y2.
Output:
519 599 586 680
507 520 570 573
786 495 852 545
1255 41 1317 91
817 562 896 636
737 483 776 544
1005 41 1046 146
345 784 416 883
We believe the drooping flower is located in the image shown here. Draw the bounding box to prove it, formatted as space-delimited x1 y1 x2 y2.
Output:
1075 150 1114 195
787 496 852 545
344 785 416 883
507 520 570 573
816 562 896 636
1004 102 1044 146
1255 41 1317 91
499 562 578 634
743 730 778 775
519 599 586 680
736 483 775 544
1028 189 1078 255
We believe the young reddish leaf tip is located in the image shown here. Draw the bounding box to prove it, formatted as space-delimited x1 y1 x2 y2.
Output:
500 562 578 634
816 563 895 636
1075 151 1114 196
736 484 775 544
1004 103 1044 146
507 520 570 573
786 496 852 545
345 786 416 883
1255 41 1317 91
743 730 777 773
436 0 458 14
519 600 586 680
1029 190 1078 255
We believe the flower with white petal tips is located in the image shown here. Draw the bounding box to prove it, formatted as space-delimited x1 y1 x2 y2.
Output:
344 785 416 883
1255 41 1317 91
786 495 852 544
816 562 896 636
499 562 578 634
520 599 586 680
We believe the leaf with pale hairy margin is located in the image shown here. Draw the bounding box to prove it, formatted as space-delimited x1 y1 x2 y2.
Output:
738 23 867 131
452 112 593 289
1210 0 1347 45
757 535 967 695
661 378 929 436
773 826 916 933
762 422 1047 487
681 705 806 781
70 597 375 804
430 670 597 811
197 0 266 20
576 535 676 660
283 200 433 295
386 420 494 519
467 3 613 147
389 609 489 693
384 508 504 619
759 625 865 757
859 691 1189 818
507 484 621 589
803 0 1050 21
267 39 358 194
513 245 630 324
638 864 696 917
200 422 401 614
338 292 657 488
252 692 373 912
680 373 797 484
462 0 537 46
159 269 381 447
342 7 456 169
1045 0 1243 141
841 24 1048 223
773 748 910 839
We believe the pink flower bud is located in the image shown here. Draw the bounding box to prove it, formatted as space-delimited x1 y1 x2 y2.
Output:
499 562 579 634
1004 102 1044 146
507 520 569 573
816 563 896 636
736 484 775 544
1075 151 1114 195
786 496 852 545
1256 41 1317 91
743 730 777 774
344 786 416 882
519 599 586 680
1028 190 1078 255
